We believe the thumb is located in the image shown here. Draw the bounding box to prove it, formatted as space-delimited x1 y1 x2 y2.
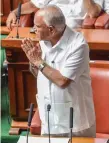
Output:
12 18 17 24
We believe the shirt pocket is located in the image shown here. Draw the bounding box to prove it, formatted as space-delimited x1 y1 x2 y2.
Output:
49 102 73 126
53 53 66 70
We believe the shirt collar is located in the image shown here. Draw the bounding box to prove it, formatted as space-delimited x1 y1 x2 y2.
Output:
53 26 71 50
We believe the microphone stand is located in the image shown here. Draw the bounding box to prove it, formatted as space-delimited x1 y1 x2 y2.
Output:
70 128 72 143
26 103 34 143
26 127 29 143
16 19 20 38
47 104 51 143
70 107 73 143
16 2 21 38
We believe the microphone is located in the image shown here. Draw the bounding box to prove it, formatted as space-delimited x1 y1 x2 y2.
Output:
47 104 51 143
69 107 73 143
16 2 21 38
26 103 34 143
17 2 21 21
47 104 51 112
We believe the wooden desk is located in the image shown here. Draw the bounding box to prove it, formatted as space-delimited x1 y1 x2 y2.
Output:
1 27 109 135
19 136 109 143
80 29 109 51
2 28 109 60
0 26 10 35
79 29 109 60
2 28 109 50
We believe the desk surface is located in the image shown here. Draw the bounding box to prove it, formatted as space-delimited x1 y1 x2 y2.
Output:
1 27 109 51
1 27 37 49
71 137 108 143
18 136 109 143
0 26 10 35
80 29 109 43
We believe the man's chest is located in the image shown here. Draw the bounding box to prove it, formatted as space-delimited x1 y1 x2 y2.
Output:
44 49 67 68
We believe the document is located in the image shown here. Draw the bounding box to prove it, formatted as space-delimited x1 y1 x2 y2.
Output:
17 136 69 143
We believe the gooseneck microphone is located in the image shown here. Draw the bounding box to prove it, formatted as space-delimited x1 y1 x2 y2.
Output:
16 2 21 38
70 107 73 143
26 103 34 143
47 104 51 143
17 3 21 20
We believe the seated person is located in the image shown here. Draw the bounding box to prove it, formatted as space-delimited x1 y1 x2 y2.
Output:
7 0 103 30
21 5 96 137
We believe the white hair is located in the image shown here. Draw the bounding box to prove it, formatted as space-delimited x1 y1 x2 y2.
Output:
41 5 66 32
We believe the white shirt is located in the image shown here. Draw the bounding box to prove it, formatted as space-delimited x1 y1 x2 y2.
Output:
36 26 95 134
103 0 109 14
31 0 103 28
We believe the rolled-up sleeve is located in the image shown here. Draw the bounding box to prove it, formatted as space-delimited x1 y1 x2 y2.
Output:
31 0 51 8
60 43 89 82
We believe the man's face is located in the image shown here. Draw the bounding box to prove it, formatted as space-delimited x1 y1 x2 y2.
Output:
34 15 52 41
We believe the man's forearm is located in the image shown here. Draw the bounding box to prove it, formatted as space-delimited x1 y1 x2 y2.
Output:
83 0 102 17
13 1 38 15
37 61 71 88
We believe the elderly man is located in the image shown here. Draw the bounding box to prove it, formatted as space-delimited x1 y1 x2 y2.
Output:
7 0 103 30
21 6 95 137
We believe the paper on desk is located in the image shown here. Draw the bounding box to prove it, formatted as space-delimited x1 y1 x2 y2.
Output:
95 138 109 143
17 136 69 143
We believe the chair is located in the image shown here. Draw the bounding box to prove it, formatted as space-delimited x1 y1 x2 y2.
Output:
30 61 109 138
30 107 41 135
82 12 109 29
90 60 109 138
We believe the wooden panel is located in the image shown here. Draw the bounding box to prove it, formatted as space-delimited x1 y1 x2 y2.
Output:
8 63 37 120
12 0 22 9
90 50 109 61
5 48 28 62
8 66 17 116
2 0 11 15
22 71 37 109
0 0 3 16
1 0 29 15
1 0 29 26
1 0 11 25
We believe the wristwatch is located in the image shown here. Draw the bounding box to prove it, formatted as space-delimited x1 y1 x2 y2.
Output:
38 62 47 72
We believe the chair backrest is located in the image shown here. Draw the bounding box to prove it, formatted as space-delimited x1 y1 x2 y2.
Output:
90 61 109 134
82 12 109 29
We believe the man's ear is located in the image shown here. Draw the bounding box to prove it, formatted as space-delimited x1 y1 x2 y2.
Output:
48 26 55 33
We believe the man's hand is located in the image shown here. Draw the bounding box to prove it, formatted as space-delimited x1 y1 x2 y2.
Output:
21 38 42 67
83 0 102 18
6 12 17 31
